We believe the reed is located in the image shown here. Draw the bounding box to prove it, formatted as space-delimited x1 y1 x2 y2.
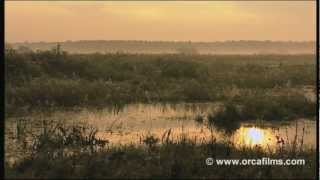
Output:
5 122 316 179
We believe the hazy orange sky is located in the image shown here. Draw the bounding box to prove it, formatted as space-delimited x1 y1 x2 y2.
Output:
5 1 316 42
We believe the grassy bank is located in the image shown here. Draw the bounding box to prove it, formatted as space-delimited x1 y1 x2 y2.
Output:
5 51 315 116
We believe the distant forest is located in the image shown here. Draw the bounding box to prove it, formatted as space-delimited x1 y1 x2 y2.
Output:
7 40 315 55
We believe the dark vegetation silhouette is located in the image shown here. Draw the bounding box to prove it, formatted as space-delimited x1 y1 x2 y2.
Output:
8 40 315 54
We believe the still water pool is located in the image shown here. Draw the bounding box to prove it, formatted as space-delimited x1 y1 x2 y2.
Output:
5 103 316 164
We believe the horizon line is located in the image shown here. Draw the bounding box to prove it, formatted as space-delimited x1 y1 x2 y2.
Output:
7 39 316 44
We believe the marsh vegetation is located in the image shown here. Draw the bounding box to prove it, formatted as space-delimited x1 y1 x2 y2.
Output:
5 119 316 179
5 49 316 178
5 51 315 114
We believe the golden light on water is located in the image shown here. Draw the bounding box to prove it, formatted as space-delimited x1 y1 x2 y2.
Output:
247 128 264 144
233 127 274 147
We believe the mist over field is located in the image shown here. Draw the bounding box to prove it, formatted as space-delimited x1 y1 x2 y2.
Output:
7 40 316 55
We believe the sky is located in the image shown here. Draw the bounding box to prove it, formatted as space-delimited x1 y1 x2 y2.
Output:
5 1 316 43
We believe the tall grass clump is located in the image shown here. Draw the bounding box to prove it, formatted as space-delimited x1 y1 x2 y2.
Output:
207 103 241 134
207 90 315 131
235 90 316 121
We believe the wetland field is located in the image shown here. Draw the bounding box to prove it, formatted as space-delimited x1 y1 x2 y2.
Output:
4 49 317 179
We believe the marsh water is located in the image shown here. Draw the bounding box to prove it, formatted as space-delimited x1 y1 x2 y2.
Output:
5 102 316 165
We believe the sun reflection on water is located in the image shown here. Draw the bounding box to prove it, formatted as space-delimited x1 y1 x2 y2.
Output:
233 127 274 148
247 128 264 144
